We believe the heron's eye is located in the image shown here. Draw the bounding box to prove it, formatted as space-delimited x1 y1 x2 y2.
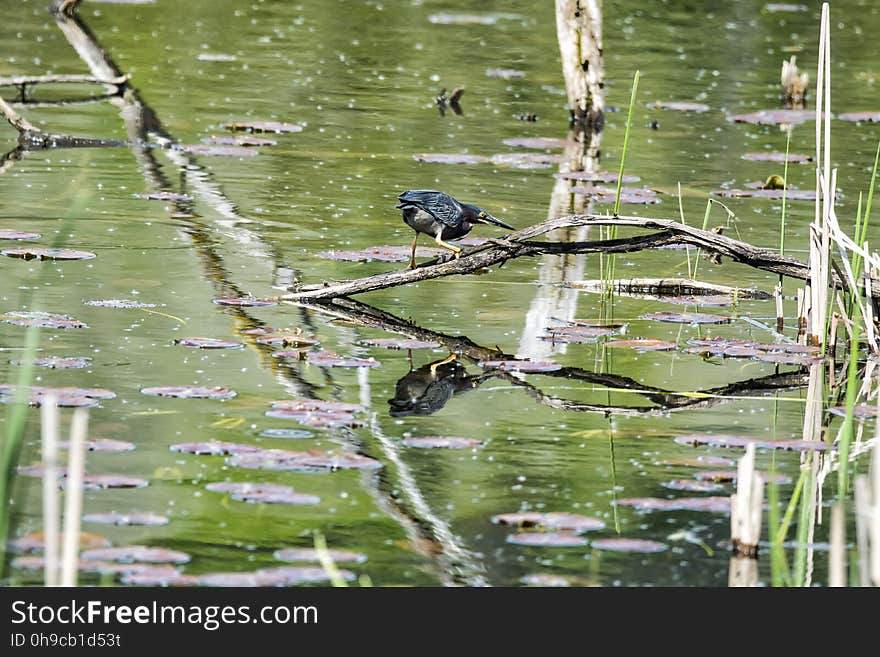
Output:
478 211 486 218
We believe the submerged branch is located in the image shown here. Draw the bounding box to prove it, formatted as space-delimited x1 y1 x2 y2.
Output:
285 213 877 302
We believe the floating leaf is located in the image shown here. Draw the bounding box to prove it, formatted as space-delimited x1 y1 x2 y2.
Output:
205 482 293 495
0 229 41 240
78 475 150 490
121 571 198 586
212 297 277 307
540 325 619 343
752 352 824 365
640 311 731 325
273 548 367 564
838 112 880 123
83 513 169 526
134 192 193 202
9 530 110 554
712 188 817 200
202 135 277 147
270 399 362 413
741 151 812 163
258 428 314 440
232 491 321 505
590 538 668 553
673 434 828 452
428 13 521 25
356 338 441 350
170 441 260 456
694 470 792 484
256 333 319 347
264 409 363 428
401 436 484 449
663 455 735 468
764 3 808 11
141 386 237 399
2 247 96 260
80 546 190 564
226 449 383 472
604 339 677 352
173 337 243 349
9 356 92 369
178 144 259 157
492 512 605 533
652 101 710 112
224 120 303 133
270 349 311 359
59 438 135 452
307 350 380 368
552 171 640 183
506 532 588 547
479 359 561 372
490 152 564 167
252 566 355 586
730 110 824 125
828 405 880 419
1 311 88 329
502 137 579 149
614 497 731 513
83 299 156 309
662 479 724 493
687 337 755 348
316 244 446 262
413 153 491 165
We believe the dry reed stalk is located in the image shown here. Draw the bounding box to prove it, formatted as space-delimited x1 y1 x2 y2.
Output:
775 282 784 333
60 409 88 587
829 502 846 586
39 395 60 587
731 443 764 558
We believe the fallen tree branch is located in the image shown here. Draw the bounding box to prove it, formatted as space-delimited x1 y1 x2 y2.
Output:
562 277 772 299
0 73 127 87
284 213 876 302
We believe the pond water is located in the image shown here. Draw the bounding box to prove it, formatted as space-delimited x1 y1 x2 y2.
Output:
2 0 878 587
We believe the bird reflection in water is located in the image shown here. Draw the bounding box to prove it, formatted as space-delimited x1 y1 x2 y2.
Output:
387 353 491 417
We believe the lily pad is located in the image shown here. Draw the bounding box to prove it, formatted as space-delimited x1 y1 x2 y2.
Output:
604 339 677 352
490 152 564 167
224 120 303 133
205 482 293 495
712 188 817 200
212 297 277 307
663 455 735 468
506 532 588 547
59 438 135 452
226 449 383 472
552 171 641 183
1 311 88 329
83 513 169 526
413 153 491 165
662 479 724 493
78 475 150 490
264 409 363 428
258 428 314 439
141 386 237 399
80 546 190 564
9 530 111 554
202 135 277 147
829 405 880 419
674 434 828 452
2 247 95 260
170 441 260 456
694 470 792 484
253 566 355 586
0 230 41 240
687 337 755 348
479 359 561 373
752 352 824 365
256 333 319 347
307 350 380 368
173 337 243 349
273 548 367 564
590 538 668 553
502 137 580 149
178 144 259 157
83 299 156 309
9 356 92 369
730 109 823 125
640 311 731 325
270 349 310 360
121 571 198 586
541 325 620 343
401 436 484 449
838 112 880 123
232 491 321 505
492 512 605 533
356 338 441 350
741 151 812 163
270 399 361 413
614 496 731 513
134 192 193 202
652 101 710 112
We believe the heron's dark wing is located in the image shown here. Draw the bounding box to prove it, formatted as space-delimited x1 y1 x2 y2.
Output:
396 190 464 228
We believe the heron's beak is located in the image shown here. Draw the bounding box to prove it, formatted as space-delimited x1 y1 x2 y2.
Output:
477 213 515 230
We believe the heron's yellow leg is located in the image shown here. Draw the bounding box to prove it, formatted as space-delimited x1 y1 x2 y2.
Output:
434 233 462 259
429 353 458 374
408 235 418 269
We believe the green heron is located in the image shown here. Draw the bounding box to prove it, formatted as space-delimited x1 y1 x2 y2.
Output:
396 189 514 269
388 353 492 417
